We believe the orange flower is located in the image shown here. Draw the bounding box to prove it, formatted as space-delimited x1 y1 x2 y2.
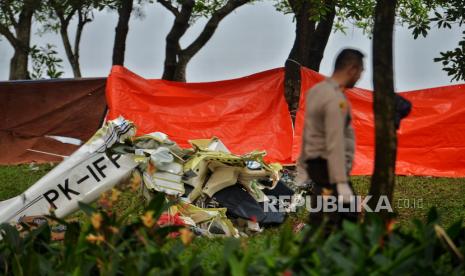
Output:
86 233 105 245
386 219 396 234
108 226 119 234
110 188 121 202
98 193 113 209
130 171 142 192
91 213 103 230
141 211 155 228
179 228 194 245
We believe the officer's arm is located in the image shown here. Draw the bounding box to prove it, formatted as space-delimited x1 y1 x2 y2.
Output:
345 124 355 174
324 98 348 184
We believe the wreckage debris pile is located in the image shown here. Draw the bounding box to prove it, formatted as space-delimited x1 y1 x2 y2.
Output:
0 117 299 238
119 127 296 237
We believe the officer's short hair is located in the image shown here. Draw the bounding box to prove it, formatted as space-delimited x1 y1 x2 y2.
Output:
334 49 364 71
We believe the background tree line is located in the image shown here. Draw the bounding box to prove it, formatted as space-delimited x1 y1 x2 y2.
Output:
0 0 463 84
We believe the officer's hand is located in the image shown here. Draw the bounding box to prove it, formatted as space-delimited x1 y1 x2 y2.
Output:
336 182 354 203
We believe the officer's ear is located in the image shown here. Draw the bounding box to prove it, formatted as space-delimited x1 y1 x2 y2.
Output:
347 65 358 77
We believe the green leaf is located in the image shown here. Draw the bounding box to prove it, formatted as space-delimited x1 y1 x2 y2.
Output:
446 220 463 240
146 193 172 221
78 201 97 216
0 223 21 252
427 207 438 224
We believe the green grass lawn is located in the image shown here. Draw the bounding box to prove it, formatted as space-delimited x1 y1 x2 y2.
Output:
1 164 465 228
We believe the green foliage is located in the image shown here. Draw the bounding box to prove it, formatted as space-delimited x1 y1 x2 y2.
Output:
159 0 239 22
401 0 465 81
39 0 96 34
1 197 464 275
433 33 465 82
400 0 434 38
273 0 436 38
192 0 227 18
0 194 196 275
332 0 376 35
0 0 44 27
103 0 154 20
430 0 465 81
30 44 64 79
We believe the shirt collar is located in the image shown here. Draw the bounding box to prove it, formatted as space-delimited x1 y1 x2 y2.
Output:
326 78 343 93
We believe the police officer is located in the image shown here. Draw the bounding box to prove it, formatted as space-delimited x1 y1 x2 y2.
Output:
300 48 364 228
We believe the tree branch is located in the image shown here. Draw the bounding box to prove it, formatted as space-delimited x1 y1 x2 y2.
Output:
166 0 194 43
65 7 78 24
59 22 75 64
112 0 134 65
0 23 20 48
56 5 77 77
306 0 336 71
181 0 249 59
162 0 195 80
158 0 180 17
287 0 316 64
49 0 77 27
74 8 88 61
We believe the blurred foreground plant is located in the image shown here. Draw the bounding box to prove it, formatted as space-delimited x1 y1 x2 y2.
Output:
1 196 463 275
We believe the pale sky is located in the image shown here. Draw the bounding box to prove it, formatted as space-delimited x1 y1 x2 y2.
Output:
0 2 463 91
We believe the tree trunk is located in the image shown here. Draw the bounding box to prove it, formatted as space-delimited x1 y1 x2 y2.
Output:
162 38 182 81
60 24 81 78
368 0 398 217
161 0 248 82
71 9 87 78
173 55 189 82
71 54 81 78
287 1 315 68
112 0 133 66
284 59 301 120
56 5 90 78
161 0 194 81
8 3 34 80
284 0 314 119
306 1 336 71
284 0 335 121
9 47 29 80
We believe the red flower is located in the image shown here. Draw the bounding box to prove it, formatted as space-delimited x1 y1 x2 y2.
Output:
282 270 292 276
157 212 185 227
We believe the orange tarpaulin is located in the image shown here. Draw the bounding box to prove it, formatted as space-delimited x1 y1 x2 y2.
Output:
294 67 465 177
106 66 294 163
106 66 465 177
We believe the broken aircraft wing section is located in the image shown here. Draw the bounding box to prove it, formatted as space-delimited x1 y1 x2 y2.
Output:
0 117 138 224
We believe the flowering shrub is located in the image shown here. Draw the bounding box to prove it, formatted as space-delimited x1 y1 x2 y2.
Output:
0 193 463 275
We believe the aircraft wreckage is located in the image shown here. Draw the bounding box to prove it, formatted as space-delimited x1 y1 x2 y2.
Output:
0 117 302 237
